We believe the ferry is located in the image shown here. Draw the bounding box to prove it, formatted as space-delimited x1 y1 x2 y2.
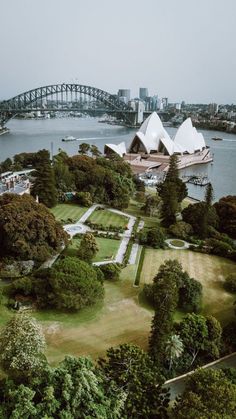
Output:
211 136 223 141
61 135 76 142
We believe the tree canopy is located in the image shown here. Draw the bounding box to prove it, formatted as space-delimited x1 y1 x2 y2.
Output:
0 194 68 262
173 368 236 418
0 313 46 378
214 195 236 238
98 343 169 419
33 256 104 311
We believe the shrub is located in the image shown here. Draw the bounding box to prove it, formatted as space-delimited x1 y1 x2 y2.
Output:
138 227 166 248
224 274 236 293
169 221 193 240
99 263 121 281
75 191 93 207
205 238 233 257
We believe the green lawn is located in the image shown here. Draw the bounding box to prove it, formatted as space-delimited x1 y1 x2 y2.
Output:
64 237 120 262
50 203 87 223
140 249 236 324
125 198 161 229
87 209 128 229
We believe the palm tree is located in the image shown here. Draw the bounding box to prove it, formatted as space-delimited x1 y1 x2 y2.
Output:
166 334 184 370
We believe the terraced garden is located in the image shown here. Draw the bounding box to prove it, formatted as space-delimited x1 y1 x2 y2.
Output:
87 208 128 229
64 236 121 262
51 203 87 223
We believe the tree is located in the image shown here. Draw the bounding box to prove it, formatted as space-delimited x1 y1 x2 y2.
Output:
205 182 214 206
78 142 91 155
139 226 166 248
99 263 121 281
75 191 93 207
178 274 202 313
169 221 193 240
157 155 187 227
34 257 104 311
224 273 236 293
182 201 219 237
90 144 101 157
0 313 46 377
53 160 74 196
98 344 169 419
149 271 179 365
214 195 236 238
142 194 161 216
0 193 68 262
166 334 184 370
77 232 99 262
0 356 126 418
31 149 57 207
173 369 236 418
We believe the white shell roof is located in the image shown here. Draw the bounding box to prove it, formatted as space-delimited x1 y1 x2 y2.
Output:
104 141 126 157
106 113 206 157
173 118 206 153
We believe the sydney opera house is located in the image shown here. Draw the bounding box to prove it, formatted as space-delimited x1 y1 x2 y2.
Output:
104 112 213 173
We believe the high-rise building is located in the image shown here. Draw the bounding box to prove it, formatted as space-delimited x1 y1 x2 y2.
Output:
208 103 219 115
118 89 131 102
139 88 149 100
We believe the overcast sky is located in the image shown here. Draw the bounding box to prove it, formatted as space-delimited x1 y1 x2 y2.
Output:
0 0 235 103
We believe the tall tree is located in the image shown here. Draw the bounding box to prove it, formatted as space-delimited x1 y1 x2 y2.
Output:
98 343 169 419
0 313 46 378
149 272 179 365
157 155 187 226
90 144 101 157
31 149 57 207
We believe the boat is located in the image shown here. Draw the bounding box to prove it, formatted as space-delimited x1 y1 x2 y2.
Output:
62 135 76 142
211 137 223 141
0 127 10 136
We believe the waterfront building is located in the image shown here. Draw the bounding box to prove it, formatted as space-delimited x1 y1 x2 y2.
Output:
104 112 213 173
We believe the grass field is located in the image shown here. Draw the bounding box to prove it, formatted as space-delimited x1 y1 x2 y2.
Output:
1 248 235 364
140 249 236 323
64 237 121 262
88 209 128 229
51 203 87 223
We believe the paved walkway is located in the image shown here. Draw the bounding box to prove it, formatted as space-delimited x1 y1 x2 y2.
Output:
129 243 139 264
42 204 137 268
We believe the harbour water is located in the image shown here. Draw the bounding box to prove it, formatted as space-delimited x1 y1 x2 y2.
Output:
0 117 236 201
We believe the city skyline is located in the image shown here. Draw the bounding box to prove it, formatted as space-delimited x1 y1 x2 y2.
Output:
0 0 236 103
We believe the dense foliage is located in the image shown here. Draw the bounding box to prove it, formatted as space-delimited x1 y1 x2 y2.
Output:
34 257 104 310
144 259 202 313
99 263 121 280
214 195 236 238
224 273 236 292
0 313 46 378
182 201 219 237
0 194 68 262
173 368 236 418
0 356 126 419
139 226 166 248
98 344 169 419
169 221 193 240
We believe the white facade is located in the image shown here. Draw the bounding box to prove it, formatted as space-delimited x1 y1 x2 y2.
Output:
104 141 127 157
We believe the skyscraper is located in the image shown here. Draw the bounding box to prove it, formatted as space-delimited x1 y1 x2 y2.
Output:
139 88 149 100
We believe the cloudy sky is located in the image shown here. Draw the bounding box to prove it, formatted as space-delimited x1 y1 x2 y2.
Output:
0 0 235 103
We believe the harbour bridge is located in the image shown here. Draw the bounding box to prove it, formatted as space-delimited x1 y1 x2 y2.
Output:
0 83 137 127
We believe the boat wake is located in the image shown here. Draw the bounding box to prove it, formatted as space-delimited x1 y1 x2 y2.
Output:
76 135 127 141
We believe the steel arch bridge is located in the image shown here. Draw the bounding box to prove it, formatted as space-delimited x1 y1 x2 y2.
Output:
0 83 134 126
